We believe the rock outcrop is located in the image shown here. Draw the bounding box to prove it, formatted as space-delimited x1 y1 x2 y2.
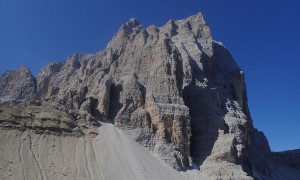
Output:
0 66 37 103
0 13 299 180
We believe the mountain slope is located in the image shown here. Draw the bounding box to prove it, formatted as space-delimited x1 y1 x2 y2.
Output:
0 122 193 180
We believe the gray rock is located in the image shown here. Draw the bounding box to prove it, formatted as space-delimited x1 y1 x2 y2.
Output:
0 66 37 103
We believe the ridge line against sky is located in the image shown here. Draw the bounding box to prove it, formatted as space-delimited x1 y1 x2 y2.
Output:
0 0 299 152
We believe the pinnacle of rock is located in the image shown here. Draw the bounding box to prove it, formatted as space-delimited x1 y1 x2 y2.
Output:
0 66 36 103
125 18 141 28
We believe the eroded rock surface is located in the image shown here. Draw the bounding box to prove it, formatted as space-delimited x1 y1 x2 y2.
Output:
0 66 37 103
0 13 299 179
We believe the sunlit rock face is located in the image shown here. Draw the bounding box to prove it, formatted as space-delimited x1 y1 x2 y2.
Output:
0 66 37 103
0 13 299 180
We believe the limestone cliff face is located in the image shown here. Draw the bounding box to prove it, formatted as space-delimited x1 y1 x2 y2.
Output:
0 13 299 180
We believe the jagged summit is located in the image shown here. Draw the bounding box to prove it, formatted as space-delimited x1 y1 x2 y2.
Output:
0 65 36 103
0 13 299 180
125 18 141 28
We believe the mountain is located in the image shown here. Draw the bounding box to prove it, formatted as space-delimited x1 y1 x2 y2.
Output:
0 13 299 180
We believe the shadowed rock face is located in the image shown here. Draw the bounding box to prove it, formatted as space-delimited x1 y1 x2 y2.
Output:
0 13 299 179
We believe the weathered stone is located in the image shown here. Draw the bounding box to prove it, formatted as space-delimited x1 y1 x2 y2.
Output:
0 102 81 135
0 66 37 103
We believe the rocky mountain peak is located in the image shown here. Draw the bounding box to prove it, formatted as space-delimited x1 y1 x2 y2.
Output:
17 65 32 75
38 62 65 77
0 66 36 103
125 18 141 28
185 12 206 25
0 13 299 180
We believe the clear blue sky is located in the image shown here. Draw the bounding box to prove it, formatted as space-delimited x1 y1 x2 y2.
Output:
0 0 299 152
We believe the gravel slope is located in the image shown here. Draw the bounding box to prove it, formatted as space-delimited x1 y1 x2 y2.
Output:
0 123 205 180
